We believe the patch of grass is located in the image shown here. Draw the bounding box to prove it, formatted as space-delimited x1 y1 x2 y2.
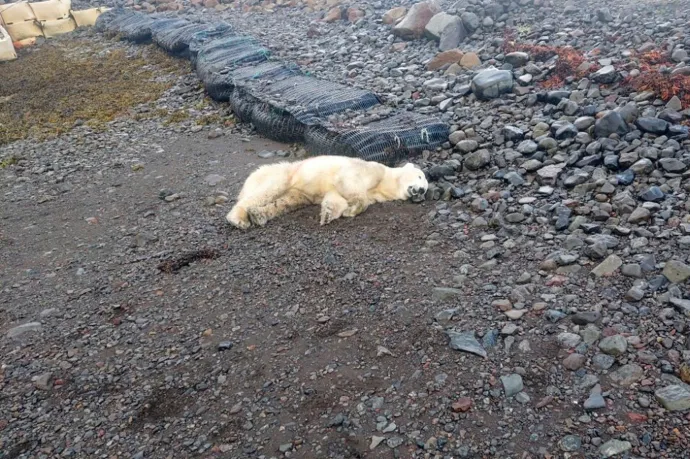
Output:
0 38 186 145
0 156 19 168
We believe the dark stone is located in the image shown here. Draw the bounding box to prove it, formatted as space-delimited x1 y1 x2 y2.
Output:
639 186 665 202
595 111 630 138
635 117 670 135
604 154 620 170
615 169 635 185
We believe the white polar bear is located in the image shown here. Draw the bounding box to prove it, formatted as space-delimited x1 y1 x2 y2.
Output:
226 155 428 229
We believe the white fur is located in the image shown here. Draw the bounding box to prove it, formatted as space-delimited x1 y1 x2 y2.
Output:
226 155 428 229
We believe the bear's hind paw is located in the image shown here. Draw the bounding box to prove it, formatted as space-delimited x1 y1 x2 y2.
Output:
247 208 268 227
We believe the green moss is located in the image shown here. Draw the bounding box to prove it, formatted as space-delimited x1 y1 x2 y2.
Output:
0 38 186 146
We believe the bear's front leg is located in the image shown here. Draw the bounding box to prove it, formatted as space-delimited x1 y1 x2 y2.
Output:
320 191 348 225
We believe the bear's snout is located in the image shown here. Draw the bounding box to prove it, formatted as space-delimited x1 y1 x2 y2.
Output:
407 185 427 198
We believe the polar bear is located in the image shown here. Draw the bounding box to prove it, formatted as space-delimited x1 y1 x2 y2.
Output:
226 155 428 229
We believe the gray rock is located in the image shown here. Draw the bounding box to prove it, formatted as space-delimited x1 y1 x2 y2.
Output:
438 17 468 51
609 364 644 387
557 332 582 349
592 65 617 84
471 68 513 100
598 335 627 356
658 158 687 172
424 12 458 40
663 260 690 283
432 287 463 302
460 12 479 33
655 385 690 411
501 373 524 397
592 353 616 370
559 435 582 452
636 117 669 135
446 330 487 358
7 322 43 338
628 207 651 224
464 149 491 170
594 111 629 138
504 52 529 67
591 255 622 277
599 439 632 458
393 0 442 39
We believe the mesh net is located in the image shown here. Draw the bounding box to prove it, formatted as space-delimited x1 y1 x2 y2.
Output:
304 112 449 166
208 61 302 104
153 21 221 56
252 75 381 125
94 9 451 165
196 38 271 101
188 22 234 68
231 75 381 142
93 7 122 33
112 13 159 43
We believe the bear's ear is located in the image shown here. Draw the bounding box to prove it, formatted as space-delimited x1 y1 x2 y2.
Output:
403 163 415 169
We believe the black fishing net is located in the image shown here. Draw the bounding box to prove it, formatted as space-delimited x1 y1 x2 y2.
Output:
196 38 271 100
188 22 234 68
233 75 381 142
255 76 382 125
113 12 159 43
93 7 122 33
207 61 302 103
94 9 451 166
150 19 201 55
304 112 449 165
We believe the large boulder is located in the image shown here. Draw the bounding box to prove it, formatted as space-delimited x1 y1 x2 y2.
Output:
424 12 458 40
471 67 513 100
438 16 468 51
392 0 442 40
382 6 406 25
461 11 479 33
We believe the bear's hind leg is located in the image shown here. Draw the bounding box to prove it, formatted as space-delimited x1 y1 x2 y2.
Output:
320 191 349 226
342 193 372 218
226 164 291 229
249 189 311 226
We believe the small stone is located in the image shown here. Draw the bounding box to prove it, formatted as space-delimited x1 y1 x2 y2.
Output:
599 439 632 458
370 436 386 450
563 353 586 371
33 372 53 391
609 364 644 387
655 385 690 411
451 397 472 412
559 435 582 452
471 68 513 100
501 373 524 397
7 322 42 338
591 255 622 277
446 330 487 358
432 287 462 301
592 353 616 370
663 260 690 283
557 332 582 349
598 335 627 356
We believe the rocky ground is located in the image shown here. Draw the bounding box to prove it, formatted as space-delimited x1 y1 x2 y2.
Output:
3 0 690 457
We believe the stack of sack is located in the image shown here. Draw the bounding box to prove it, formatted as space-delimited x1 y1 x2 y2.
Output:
0 0 109 61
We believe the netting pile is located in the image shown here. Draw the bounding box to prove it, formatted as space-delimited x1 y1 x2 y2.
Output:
95 9 449 165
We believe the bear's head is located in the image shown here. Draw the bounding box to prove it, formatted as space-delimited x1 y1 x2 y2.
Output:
398 163 428 201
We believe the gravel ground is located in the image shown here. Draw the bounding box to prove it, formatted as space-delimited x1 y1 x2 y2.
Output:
4 0 690 457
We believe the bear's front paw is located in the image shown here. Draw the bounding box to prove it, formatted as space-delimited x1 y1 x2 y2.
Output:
226 209 251 230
